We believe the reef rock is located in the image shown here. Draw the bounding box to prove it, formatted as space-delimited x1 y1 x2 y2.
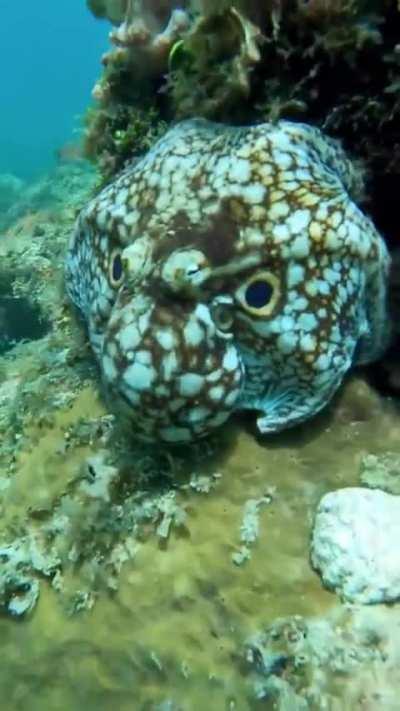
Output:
311 487 400 604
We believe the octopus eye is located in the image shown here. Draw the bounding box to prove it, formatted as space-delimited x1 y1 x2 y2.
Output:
245 280 273 308
237 271 281 317
210 299 234 332
109 250 124 286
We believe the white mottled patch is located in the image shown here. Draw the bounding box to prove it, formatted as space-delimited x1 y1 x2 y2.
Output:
290 234 310 259
112 205 128 221
124 362 156 391
160 427 192 443
287 264 305 288
162 351 178 381
199 186 213 200
120 386 140 405
155 192 171 211
317 280 330 296
175 142 190 156
195 303 215 332
274 151 292 169
259 162 273 179
298 312 318 331
299 334 316 352
292 296 309 311
138 312 150 335
208 385 225 402
314 353 331 371
229 158 251 183
115 188 128 205
277 332 298 354
156 328 176 350
323 267 340 284
147 171 159 188
244 227 264 246
309 221 323 242
222 347 239 372
224 388 241 407
178 373 205 397
118 223 128 241
168 398 185 412
316 205 328 221
164 155 180 173
295 169 311 181
287 210 311 234
325 230 341 252
102 355 118 381
302 193 320 208
135 350 152 365
279 315 296 332
124 210 139 227
203 201 220 215
269 201 290 220
118 325 141 351
155 384 169 397
206 369 223 383
241 183 266 205
186 407 211 423
214 156 231 177
329 210 343 228
273 224 290 242
236 144 252 159
251 205 267 221
208 411 231 427
184 320 204 348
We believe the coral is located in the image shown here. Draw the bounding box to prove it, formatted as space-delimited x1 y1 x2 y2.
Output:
84 103 168 181
83 0 269 169
166 6 264 118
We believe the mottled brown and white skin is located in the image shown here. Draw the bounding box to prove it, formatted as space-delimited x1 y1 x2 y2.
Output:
65 119 391 443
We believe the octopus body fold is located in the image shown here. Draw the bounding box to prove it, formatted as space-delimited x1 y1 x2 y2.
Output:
65 119 391 442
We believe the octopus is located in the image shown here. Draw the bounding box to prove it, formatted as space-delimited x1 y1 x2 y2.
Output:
65 119 391 443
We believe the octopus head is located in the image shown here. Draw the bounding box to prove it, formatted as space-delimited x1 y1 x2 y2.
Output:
100 244 246 443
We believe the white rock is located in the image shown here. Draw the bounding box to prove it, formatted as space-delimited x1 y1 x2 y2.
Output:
311 487 400 604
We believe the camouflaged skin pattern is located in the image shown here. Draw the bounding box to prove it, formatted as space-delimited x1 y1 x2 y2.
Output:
65 119 391 443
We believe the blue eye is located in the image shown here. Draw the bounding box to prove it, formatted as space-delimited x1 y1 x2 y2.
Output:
245 280 273 308
110 251 123 285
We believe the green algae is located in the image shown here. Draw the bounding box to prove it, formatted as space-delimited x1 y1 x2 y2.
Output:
2 337 400 708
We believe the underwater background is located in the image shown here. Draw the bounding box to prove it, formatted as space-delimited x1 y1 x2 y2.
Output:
0 0 107 180
1 2 400 710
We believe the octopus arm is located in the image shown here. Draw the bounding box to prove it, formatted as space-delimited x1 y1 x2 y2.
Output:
253 349 353 435
354 245 392 366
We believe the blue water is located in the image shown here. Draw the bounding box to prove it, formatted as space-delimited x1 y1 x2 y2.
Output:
0 0 108 181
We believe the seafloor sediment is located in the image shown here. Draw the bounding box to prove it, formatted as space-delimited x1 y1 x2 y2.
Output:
1 163 400 709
